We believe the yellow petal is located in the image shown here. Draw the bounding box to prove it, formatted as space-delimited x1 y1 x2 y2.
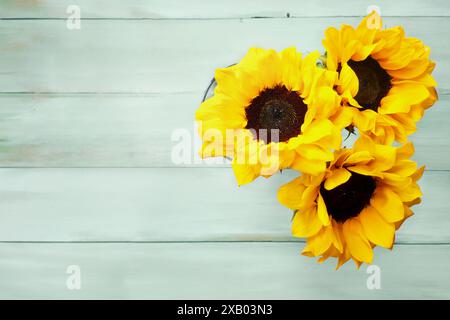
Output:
359 206 395 248
291 156 326 175
382 173 412 189
372 143 397 172
378 45 415 70
331 220 344 253
300 119 334 144
411 165 425 182
352 43 377 61
396 142 415 160
330 106 354 129
387 59 430 79
391 113 416 135
340 25 359 63
370 186 404 223
343 219 373 263
388 160 417 177
301 185 320 209
339 63 359 96
296 144 334 162
214 68 247 104
347 165 379 177
395 205 414 230
324 168 351 190
317 193 331 226
277 178 305 210
344 151 375 165
292 207 323 238
333 149 353 168
323 27 340 71
394 183 422 202
353 109 377 132
379 84 429 115
231 161 258 186
302 226 333 256
336 251 351 270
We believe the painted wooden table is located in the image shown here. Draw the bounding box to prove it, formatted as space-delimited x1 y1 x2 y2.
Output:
0 0 449 299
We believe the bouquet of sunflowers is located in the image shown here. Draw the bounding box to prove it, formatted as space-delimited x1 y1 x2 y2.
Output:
195 12 437 268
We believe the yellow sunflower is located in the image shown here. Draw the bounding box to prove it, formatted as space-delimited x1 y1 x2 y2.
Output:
196 47 347 185
323 11 437 144
277 134 424 268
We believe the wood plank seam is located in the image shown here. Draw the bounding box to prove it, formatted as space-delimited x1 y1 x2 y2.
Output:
0 240 449 245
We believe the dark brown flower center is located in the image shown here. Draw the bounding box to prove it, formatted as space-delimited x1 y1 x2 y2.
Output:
347 57 392 111
245 85 307 144
320 172 376 223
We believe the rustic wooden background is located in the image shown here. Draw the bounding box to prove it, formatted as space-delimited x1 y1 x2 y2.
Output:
0 0 449 299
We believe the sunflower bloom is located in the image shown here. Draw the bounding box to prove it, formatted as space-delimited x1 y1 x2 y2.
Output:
277 135 424 268
196 47 346 185
323 11 438 144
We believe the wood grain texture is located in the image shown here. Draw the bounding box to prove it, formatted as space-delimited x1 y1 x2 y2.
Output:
2 0 449 18
0 93 446 168
0 168 447 243
0 242 449 299
0 1 449 299
0 17 448 94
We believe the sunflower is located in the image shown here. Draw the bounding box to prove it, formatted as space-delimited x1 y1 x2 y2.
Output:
195 47 346 185
277 134 424 268
323 11 437 144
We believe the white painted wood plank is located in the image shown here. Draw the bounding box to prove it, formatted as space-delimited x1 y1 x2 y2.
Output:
0 93 446 169
2 0 449 18
0 18 447 93
0 242 448 299
0 169 447 243
0 93 204 167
